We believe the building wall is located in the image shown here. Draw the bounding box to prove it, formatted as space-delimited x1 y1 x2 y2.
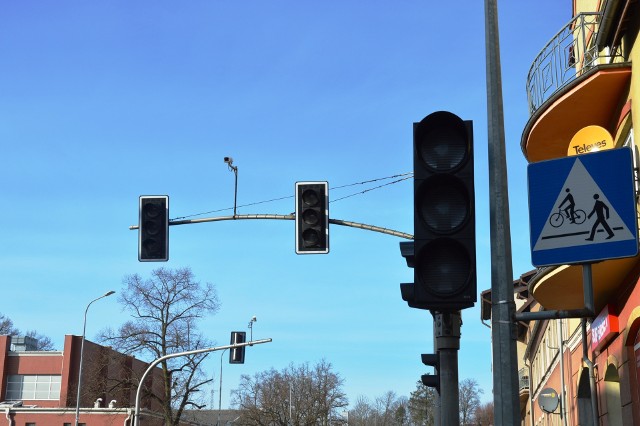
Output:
0 334 172 425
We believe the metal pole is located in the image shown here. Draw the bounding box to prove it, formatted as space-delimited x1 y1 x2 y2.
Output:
434 311 460 426
581 263 599 424
484 0 520 423
557 319 568 426
233 166 238 217
218 348 228 426
129 215 415 240
75 290 115 426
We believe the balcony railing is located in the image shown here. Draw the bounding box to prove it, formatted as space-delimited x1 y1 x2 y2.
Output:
518 367 530 393
526 13 624 114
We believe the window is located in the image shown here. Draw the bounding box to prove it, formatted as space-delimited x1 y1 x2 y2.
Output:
5 375 61 400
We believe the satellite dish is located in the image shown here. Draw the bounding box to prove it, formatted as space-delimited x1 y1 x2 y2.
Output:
538 387 560 413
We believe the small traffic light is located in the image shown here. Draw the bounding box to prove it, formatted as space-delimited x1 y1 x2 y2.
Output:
421 353 440 391
295 182 329 254
229 331 246 364
139 196 169 262
412 111 476 310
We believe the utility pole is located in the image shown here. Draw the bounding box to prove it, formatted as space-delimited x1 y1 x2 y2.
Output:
484 0 521 423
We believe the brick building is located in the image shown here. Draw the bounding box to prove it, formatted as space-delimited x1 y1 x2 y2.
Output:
0 334 172 426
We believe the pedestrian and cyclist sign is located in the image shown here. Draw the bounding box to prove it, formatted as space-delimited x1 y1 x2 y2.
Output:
528 147 638 267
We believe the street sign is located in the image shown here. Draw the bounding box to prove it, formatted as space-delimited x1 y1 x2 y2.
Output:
528 147 638 267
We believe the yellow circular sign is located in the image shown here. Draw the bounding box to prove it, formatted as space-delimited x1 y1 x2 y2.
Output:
568 125 614 156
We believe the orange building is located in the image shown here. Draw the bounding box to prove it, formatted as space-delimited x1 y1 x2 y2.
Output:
496 0 640 425
0 334 172 426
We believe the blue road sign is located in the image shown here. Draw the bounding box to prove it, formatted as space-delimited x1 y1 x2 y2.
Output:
528 147 638 267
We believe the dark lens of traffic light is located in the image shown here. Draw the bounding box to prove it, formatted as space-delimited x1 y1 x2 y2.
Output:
144 203 161 218
302 229 320 247
417 176 469 234
416 115 469 173
302 209 320 226
302 189 320 207
416 239 471 296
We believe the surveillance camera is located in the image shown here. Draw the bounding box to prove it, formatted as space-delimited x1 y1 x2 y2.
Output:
251 316 257 322
224 156 233 164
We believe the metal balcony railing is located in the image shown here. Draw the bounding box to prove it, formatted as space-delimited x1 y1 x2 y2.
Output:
518 367 530 393
525 13 624 114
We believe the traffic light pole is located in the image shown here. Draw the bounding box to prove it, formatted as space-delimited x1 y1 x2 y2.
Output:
133 338 271 426
434 311 461 426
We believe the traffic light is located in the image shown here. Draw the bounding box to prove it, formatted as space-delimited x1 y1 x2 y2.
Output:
138 196 169 262
421 353 440 391
295 182 329 254
229 331 246 364
412 111 476 310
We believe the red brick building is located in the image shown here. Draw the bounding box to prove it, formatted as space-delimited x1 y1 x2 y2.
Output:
0 334 171 426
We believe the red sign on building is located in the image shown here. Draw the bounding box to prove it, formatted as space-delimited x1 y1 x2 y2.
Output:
591 304 619 353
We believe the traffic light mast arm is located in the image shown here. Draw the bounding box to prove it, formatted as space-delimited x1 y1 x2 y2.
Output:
129 214 414 240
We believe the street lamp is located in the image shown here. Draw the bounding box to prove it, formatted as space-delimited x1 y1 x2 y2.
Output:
75 290 115 426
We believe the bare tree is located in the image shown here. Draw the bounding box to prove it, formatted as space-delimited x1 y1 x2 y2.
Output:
349 396 374 426
232 359 348 426
0 314 19 335
348 392 409 426
459 378 483 425
100 267 220 426
474 401 494 426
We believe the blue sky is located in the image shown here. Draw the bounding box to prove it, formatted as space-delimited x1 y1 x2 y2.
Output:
1 1 570 410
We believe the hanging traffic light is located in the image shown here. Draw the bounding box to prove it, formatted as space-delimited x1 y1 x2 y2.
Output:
138 196 169 262
295 182 329 254
229 331 246 364
412 111 476 310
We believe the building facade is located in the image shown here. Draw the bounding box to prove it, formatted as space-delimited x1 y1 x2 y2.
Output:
0 334 172 426
516 0 640 425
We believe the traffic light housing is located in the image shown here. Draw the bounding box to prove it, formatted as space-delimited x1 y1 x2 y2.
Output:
295 182 329 254
412 111 476 310
229 331 246 364
138 196 169 262
421 353 440 391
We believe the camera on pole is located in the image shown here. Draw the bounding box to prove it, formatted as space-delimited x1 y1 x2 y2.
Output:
138 196 169 262
295 181 329 254
410 111 476 310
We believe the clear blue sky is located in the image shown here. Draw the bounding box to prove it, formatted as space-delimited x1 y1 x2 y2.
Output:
1 1 569 410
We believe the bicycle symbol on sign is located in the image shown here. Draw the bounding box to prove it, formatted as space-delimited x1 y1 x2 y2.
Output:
548 188 586 228
549 206 586 228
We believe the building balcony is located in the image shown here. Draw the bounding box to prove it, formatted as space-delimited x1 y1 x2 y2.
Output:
518 367 530 412
521 13 631 162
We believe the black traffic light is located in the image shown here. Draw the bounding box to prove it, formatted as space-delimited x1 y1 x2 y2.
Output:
421 353 440 391
229 331 246 364
138 196 169 262
412 111 476 310
295 181 329 254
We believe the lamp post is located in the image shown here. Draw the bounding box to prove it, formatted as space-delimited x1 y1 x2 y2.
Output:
75 290 115 426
